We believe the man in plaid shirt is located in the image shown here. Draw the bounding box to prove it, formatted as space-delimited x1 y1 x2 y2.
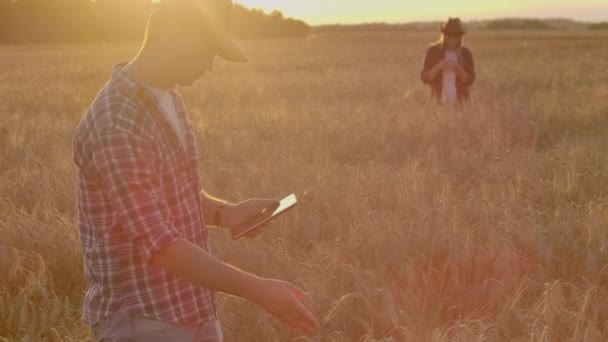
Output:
73 0 319 340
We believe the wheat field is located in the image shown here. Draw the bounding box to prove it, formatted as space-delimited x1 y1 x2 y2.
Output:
1 31 608 341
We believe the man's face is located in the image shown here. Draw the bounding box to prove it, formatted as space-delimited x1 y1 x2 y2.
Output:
164 29 218 86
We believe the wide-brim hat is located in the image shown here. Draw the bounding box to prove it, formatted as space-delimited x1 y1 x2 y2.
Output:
154 0 248 63
441 17 466 36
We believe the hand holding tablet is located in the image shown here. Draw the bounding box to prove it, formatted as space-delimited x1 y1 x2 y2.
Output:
231 194 298 240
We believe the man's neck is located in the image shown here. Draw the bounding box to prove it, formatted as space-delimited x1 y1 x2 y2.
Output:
122 54 175 91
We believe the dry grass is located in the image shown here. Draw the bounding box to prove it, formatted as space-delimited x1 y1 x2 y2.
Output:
1 31 608 341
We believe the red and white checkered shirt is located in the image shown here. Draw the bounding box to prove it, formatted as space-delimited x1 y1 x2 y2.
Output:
73 64 217 326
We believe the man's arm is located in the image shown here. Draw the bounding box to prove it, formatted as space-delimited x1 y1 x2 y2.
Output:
152 239 258 297
151 239 320 333
93 124 182 262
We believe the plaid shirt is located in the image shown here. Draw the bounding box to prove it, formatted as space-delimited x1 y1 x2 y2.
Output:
73 64 217 326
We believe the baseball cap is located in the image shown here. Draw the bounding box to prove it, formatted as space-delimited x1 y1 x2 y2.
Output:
153 0 248 63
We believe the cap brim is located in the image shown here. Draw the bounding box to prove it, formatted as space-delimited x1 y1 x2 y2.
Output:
216 39 249 63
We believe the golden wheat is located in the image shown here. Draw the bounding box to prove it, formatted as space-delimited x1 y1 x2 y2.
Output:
1 31 608 341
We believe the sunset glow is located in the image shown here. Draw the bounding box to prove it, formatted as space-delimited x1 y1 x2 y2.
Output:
235 0 608 24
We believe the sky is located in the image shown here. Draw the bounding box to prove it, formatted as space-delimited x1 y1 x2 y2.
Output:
234 0 608 25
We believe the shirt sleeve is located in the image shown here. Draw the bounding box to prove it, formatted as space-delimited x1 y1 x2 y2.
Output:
92 124 181 263
420 46 437 84
463 48 476 87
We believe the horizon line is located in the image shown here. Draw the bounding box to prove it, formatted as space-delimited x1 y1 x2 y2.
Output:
307 16 607 27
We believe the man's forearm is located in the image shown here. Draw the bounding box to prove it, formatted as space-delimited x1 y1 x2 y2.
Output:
151 238 320 334
151 239 263 301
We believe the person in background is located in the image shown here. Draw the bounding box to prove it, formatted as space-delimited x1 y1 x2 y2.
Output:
72 0 319 340
420 18 476 104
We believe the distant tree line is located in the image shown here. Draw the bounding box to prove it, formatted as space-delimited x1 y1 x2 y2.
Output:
485 19 551 30
484 18 606 31
313 22 435 34
588 22 608 30
0 0 310 44
232 6 309 39
314 18 604 34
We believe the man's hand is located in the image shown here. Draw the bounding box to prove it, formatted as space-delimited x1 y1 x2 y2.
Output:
223 198 279 238
248 278 320 334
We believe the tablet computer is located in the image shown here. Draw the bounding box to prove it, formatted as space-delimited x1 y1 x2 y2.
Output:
231 194 298 240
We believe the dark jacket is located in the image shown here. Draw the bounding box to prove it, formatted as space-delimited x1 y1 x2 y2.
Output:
420 43 476 102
